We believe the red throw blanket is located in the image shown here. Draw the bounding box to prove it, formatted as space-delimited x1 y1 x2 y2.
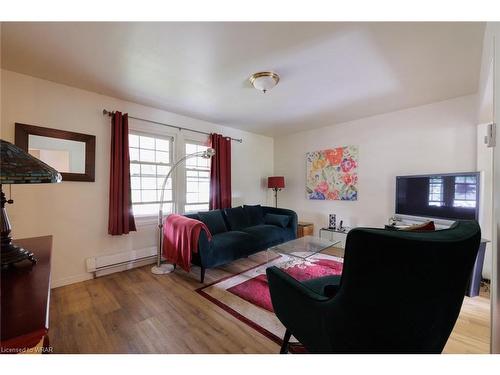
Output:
162 214 212 272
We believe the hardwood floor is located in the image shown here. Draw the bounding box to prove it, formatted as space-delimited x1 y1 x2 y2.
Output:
49 251 491 354
443 287 491 354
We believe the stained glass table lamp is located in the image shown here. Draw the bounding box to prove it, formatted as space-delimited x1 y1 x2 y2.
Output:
0 139 62 268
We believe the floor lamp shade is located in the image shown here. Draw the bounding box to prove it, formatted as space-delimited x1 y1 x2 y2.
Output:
268 176 285 208
268 176 285 189
0 139 62 268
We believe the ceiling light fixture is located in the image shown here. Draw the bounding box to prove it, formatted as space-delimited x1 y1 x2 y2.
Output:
249 71 280 93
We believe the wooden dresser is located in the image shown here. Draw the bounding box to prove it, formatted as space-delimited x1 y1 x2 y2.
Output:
1 236 52 354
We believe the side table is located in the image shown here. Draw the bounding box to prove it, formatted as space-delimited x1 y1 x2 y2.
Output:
297 221 314 238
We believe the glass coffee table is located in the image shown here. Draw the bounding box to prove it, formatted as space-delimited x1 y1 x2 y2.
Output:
267 235 341 262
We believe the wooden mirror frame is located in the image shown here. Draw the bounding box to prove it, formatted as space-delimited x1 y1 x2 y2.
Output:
15 123 96 182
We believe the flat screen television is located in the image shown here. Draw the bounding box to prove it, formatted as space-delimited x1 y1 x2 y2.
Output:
395 172 480 221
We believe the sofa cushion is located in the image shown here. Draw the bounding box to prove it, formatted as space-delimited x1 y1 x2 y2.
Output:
207 231 254 267
264 213 290 228
198 210 227 235
241 224 288 249
244 204 264 226
224 206 250 231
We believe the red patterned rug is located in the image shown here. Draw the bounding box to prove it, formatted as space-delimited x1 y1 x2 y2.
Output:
196 253 343 350
227 258 343 312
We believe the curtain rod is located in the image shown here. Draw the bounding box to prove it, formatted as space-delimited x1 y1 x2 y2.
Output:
102 109 243 143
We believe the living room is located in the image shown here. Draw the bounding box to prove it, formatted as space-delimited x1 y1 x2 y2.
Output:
1 1 499 374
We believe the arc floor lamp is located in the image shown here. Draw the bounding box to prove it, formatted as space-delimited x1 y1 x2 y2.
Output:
151 147 215 275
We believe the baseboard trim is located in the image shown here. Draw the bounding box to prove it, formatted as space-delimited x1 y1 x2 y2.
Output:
51 273 94 289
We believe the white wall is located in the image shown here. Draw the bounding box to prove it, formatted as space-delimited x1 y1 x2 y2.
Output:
274 95 478 234
477 122 494 280
475 55 494 280
476 27 495 281
0 70 274 287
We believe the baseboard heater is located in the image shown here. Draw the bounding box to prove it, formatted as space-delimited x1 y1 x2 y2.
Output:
86 246 157 277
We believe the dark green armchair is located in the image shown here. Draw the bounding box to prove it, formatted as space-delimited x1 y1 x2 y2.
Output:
266 220 481 354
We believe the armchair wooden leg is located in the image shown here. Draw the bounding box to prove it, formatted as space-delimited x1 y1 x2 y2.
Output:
173 264 176 270
200 267 206 283
280 329 292 354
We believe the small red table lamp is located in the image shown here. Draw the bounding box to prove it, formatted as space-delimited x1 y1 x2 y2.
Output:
268 176 285 208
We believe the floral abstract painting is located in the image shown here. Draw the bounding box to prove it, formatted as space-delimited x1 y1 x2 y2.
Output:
306 146 358 200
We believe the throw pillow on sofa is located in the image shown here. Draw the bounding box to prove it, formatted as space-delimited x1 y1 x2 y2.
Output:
198 210 228 234
243 204 264 226
264 213 290 228
224 206 251 230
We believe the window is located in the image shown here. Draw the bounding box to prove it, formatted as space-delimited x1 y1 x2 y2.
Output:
453 175 477 208
428 177 444 207
184 142 211 213
129 132 173 217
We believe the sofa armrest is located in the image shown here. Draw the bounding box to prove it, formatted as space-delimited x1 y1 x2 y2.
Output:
262 206 298 237
183 213 212 267
193 228 212 265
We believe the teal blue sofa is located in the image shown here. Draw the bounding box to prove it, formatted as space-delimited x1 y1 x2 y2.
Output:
185 205 297 282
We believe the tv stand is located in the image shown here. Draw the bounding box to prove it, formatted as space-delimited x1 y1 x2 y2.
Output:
467 239 488 297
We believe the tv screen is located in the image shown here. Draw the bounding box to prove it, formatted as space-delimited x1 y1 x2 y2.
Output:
395 172 479 221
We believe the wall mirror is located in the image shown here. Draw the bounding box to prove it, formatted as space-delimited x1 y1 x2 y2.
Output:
15 123 96 182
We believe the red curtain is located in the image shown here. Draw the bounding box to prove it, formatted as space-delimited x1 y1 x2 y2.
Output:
108 111 136 235
209 133 232 210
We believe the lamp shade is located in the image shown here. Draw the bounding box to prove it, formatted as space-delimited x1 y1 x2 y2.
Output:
268 176 285 189
0 139 62 184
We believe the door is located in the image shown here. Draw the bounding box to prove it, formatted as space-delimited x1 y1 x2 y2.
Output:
493 34 500 354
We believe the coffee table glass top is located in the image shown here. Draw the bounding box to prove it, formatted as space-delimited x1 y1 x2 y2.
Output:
268 235 340 260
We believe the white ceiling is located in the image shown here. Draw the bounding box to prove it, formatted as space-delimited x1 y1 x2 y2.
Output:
1 22 485 136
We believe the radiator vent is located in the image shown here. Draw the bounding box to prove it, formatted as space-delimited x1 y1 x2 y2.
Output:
86 247 157 277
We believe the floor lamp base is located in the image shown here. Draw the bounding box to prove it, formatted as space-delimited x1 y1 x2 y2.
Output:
151 263 175 275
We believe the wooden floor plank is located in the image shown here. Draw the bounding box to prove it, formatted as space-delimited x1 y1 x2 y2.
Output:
49 252 490 354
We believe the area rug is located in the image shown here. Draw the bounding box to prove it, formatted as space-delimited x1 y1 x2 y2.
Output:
196 253 343 348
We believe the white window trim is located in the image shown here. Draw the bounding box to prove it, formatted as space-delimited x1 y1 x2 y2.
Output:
183 139 211 213
128 122 177 222
128 119 211 224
